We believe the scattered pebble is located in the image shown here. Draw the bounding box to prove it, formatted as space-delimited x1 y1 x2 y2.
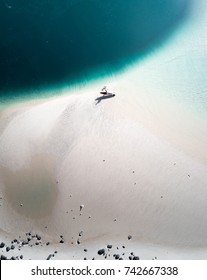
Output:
97 249 105 255
0 229 143 260
36 234 41 240
128 235 132 240
46 254 52 260
1 255 7 260
114 254 120 259
6 246 10 252
0 242 5 248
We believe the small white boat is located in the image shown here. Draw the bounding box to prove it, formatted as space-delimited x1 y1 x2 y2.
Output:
100 86 115 97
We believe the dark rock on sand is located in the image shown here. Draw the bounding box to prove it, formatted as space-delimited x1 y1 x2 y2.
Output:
133 256 140 260
97 249 105 255
6 246 10 252
11 245 15 250
114 254 120 260
1 255 7 260
0 242 5 248
107 245 112 249
46 254 52 260
36 234 41 240
128 235 132 240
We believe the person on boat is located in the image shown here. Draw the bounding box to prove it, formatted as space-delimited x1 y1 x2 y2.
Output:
100 86 108 95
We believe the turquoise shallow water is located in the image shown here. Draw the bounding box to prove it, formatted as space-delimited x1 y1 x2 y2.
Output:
0 0 188 102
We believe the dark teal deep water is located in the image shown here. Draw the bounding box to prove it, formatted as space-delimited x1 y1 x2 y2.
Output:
0 0 189 101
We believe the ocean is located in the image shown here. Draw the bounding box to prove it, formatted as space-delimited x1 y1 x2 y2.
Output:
0 0 188 102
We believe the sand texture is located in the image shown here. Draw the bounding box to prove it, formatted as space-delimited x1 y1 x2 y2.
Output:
0 0 207 260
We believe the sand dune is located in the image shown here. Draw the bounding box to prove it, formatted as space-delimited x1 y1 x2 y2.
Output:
0 88 207 259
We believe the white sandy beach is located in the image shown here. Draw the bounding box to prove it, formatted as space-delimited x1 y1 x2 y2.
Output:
1 0 207 260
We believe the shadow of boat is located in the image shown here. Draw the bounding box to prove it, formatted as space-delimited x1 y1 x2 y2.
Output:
95 93 115 104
